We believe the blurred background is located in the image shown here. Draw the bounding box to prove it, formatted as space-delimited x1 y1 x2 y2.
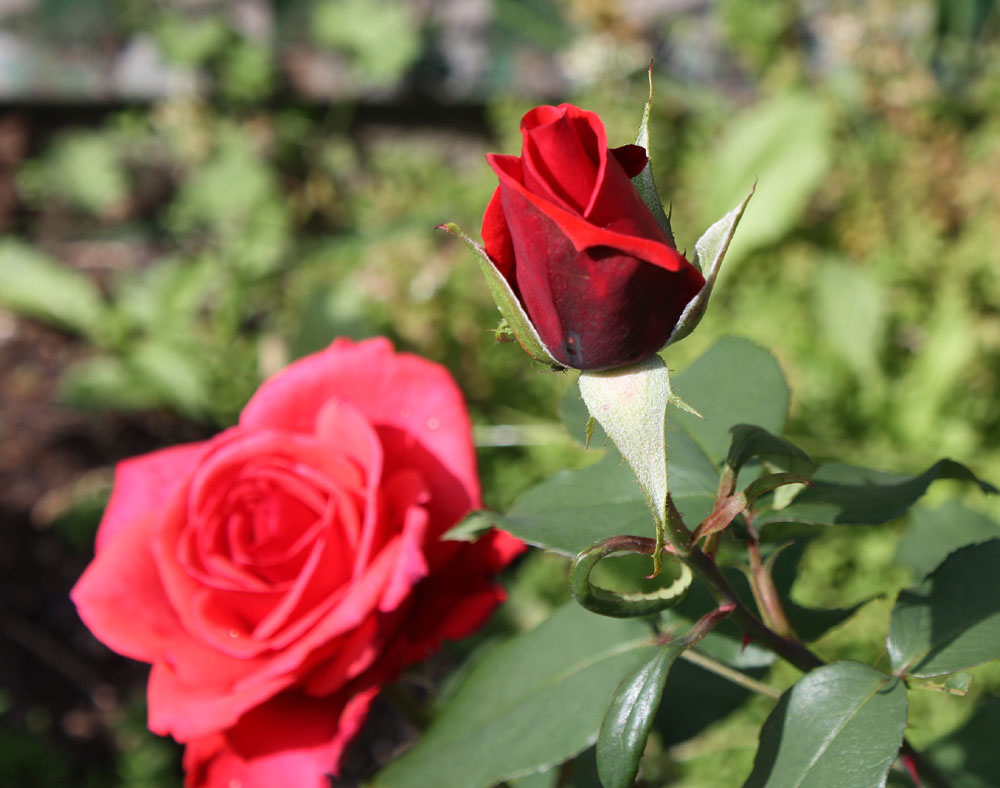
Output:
1 0 999 785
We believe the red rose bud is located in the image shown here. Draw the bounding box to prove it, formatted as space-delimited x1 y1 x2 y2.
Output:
482 103 705 371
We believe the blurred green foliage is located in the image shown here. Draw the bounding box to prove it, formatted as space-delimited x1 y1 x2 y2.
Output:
3 0 1000 786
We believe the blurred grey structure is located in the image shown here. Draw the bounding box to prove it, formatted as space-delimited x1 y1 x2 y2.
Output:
0 0 719 102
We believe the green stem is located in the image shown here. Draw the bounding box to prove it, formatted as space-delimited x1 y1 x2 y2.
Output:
746 535 798 640
659 605 733 649
664 494 694 557
679 649 781 701
681 545 954 788
684 547 823 671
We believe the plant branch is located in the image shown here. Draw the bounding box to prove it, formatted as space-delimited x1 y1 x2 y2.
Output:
681 545 954 788
679 649 782 700
684 546 823 672
745 534 798 640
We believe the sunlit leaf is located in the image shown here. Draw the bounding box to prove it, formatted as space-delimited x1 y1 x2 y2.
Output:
888 539 1000 677
699 94 833 266
597 644 683 788
743 662 907 788
371 604 654 788
896 502 1000 580
756 460 996 531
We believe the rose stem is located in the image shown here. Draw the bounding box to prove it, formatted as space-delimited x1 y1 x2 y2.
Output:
681 545 954 788
743 518 798 640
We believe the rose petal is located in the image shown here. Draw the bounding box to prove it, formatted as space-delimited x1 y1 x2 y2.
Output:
520 104 604 215
156 429 367 646
148 660 294 741
182 689 378 788
377 471 431 612
96 441 208 552
315 396 385 576
486 152 691 271
481 186 517 282
301 614 385 697
71 512 187 664
241 338 480 526
610 143 649 179
486 157 704 369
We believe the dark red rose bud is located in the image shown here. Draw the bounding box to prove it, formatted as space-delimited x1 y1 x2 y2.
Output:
481 103 705 371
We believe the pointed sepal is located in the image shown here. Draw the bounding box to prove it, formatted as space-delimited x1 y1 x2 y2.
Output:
578 356 693 566
631 62 675 246
438 222 563 368
664 184 755 348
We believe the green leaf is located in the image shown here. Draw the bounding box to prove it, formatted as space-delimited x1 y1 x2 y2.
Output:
511 748 602 788
896 502 1000 580
726 425 814 478
887 539 1000 677
312 0 421 85
563 381 607 446
18 132 129 215
442 510 497 542
129 340 212 420
371 604 654 788
517 337 789 555
579 356 671 527
743 661 907 788
756 460 997 530
655 653 770 745
670 337 790 464
60 342 212 420
569 540 692 618
814 260 886 376
700 93 833 266
0 241 107 340
597 644 683 788
509 767 559 788
502 451 649 555
501 449 714 556
60 356 164 411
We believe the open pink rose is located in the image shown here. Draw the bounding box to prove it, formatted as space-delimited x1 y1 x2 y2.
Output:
71 338 522 788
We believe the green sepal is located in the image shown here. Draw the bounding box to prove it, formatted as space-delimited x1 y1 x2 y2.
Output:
439 222 562 368
579 356 693 566
597 642 684 788
631 64 675 246
664 185 754 348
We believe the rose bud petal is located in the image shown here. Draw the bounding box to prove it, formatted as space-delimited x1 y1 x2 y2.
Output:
482 103 705 371
71 337 523 788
